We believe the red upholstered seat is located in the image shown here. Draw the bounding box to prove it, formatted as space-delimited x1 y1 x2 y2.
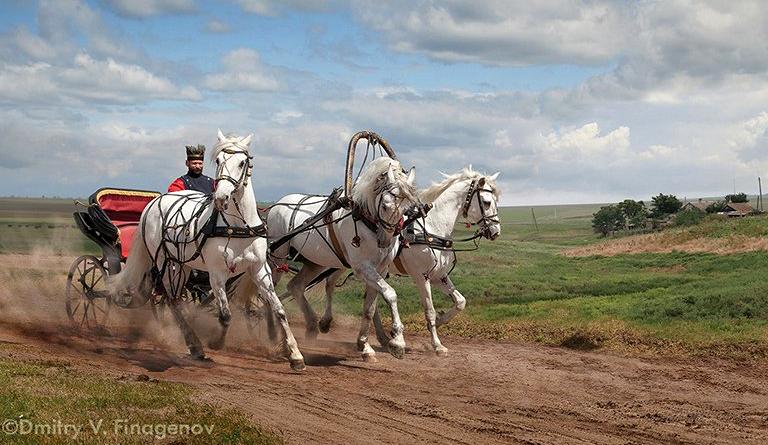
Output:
93 189 160 260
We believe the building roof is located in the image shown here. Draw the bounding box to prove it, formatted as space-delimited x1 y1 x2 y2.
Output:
682 200 714 211
724 202 753 213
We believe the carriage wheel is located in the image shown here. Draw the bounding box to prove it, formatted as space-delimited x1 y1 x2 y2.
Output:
66 255 112 330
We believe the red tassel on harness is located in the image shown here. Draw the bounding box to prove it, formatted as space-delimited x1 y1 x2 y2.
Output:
465 223 472 228
276 263 290 273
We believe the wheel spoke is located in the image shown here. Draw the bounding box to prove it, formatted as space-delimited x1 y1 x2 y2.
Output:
80 303 89 327
93 301 107 314
92 273 104 288
70 300 81 316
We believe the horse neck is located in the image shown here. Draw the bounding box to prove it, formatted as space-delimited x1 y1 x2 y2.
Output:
232 181 263 226
423 180 469 237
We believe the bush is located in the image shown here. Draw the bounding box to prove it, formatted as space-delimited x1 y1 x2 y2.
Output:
651 193 682 218
674 209 705 226
706 200 727 213
592 205 624 236
725 192 748 203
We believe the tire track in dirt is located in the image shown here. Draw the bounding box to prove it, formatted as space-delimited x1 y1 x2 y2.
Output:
2 319 767 445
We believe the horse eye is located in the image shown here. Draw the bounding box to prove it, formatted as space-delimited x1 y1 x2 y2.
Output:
239 161 245 167
482 200 491 209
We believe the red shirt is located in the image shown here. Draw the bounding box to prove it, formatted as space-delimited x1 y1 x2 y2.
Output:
167 178 187 193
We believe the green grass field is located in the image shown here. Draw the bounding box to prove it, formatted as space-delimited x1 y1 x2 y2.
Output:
3 197 768 362
2 197 768 441
0 349 281 445
325 208 768 360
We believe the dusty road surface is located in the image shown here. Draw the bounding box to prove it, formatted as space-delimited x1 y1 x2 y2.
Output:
1 253 767 444
1 318 767 445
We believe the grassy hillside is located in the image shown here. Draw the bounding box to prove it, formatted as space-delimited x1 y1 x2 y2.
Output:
3 197 768 360
327 212 768 360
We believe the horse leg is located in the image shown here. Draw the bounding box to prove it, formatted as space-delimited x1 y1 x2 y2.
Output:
372 304 392 347
357 285 378 361
286 262 325 340
253 264 305 371
160 263 205 359
354 264 406 359
433 276 466 327
207 272 231 350
169 302 205 360
319 269 344 333
415 277 447 356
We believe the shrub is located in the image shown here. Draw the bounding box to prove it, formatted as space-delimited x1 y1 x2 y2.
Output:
725 192 748 203
674 208 705 226
650 193 682 218
706 200 727 213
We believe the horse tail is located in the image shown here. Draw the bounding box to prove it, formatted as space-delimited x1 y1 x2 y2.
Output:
107 222 153 298
230 272 259 312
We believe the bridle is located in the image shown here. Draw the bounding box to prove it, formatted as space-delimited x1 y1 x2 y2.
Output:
215 142 253 191
461 178 499 239
373 181 410 233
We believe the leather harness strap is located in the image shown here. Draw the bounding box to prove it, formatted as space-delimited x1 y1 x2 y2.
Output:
392 256 407 275
327 220 351 269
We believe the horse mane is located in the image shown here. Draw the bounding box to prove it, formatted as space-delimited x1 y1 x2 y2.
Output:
419 166 501 204
211 133 250 160
351 157 416 214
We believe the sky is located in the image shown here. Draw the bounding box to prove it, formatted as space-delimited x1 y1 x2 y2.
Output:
1 0 767 205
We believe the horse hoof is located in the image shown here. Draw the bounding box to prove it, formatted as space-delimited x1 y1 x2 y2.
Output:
318 318 332 333
290 359 306 372
388 342 405 359
305 329 319 341
362 353 377 363
435 348 448 357
190 349 206 361
208 339 225 351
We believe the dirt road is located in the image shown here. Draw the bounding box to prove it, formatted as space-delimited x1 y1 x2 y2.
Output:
1 252 767 444
1 316 766 445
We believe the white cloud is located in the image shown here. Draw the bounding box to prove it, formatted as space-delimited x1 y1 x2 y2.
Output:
203 49 280 92
235 0 334 16
544 123 630 159
353 0 630 66
206 19 230 33
272 110 303 124
0 53 201 104
102 0 197 18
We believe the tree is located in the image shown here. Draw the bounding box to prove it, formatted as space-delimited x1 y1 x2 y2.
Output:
675 209 704 226
725 192 748 203
617 199 647 228
650 193 682 218
592 205 624 236
706 200 727 213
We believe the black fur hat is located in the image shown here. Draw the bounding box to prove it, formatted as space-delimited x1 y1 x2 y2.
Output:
185 144 205 160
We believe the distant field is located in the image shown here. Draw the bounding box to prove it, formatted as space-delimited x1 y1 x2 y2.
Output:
0 197 96 255
4 197 768 360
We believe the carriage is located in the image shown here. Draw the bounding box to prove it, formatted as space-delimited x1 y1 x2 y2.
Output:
64 129 498 368
66 187 214 329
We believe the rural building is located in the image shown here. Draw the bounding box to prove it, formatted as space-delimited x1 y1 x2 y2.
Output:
722 202 753 217
681 199 715 213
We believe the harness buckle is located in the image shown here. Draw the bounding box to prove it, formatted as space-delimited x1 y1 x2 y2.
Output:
351 235 361 248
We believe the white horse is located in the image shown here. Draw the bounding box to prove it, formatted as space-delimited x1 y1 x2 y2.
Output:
321 167 501 356
265 157 417 361
109 130 305 371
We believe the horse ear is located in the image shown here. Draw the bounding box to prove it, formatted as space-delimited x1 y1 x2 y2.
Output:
478 177 486 187
406 167 416 185
241 133 253 146
217 129 225 142
387 165 396 183
489 172 500 181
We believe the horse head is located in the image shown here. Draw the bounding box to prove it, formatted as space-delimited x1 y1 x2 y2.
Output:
212 129 253 211
462 171 501 240
352 157 417 248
